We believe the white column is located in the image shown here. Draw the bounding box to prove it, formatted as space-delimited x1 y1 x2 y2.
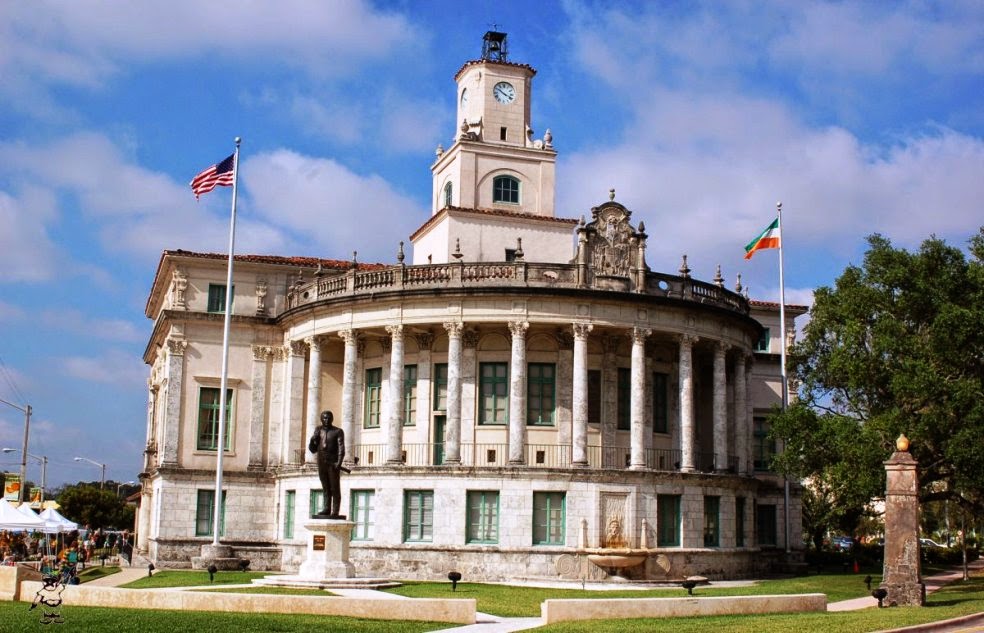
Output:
679 334 697 472
161 338 186 466
248 345 271 469
444 322 463 464
267 346 286 468
385 325 405 464
713 342 729 472
413 332 434 430
282 340 307 465
734 351 749 475
304 336 323 464
630 327 651 470
572 322 592 466
144 382 158 471
460 330 479 463
508 320 529 465
339 329 358 466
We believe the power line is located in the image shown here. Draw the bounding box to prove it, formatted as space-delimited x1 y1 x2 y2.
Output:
0 354 27 406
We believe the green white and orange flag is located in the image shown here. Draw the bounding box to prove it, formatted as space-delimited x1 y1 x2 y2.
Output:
743 217 780 259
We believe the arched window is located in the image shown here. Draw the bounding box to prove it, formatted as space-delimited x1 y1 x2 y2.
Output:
492 175 520 204
443 182 453 208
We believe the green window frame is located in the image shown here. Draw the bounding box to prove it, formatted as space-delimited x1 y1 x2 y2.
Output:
403 365 417 426
736 496 746 547
466 491 500 544
657 494 681 547
704 496 720 547
616 367 630 430
364 367 382 428
753 416 776 471
350 490 375 541
207 283 233 314
652 371 669 434
403 490 434 542
527 363 555 426
479 362 509 425
755 328 770 352
433 363 448 411
533 492 565 545
283 490 295 539
443 182 453 208
756 503 778 546
195 489 226 537
587 369 601 424
197 387 233 451
309 489 323 518
492 175 520 204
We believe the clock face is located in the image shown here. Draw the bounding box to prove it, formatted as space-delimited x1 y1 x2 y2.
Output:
460 87 468 108
493 81 515 104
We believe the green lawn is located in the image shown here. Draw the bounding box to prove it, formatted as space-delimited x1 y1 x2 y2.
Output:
384 569 886 617
76 566 121 583
120 570 275 588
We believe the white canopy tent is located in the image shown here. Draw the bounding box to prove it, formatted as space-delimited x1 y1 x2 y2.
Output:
0 498 46 531
39 508 78 532
15 503 63 534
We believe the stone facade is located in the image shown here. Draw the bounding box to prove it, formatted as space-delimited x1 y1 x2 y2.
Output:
137 32 806 581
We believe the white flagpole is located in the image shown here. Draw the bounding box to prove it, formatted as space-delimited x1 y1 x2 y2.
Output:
212 137 241 546
776 200 791 554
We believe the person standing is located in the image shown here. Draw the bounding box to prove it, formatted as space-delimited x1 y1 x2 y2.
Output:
307 410 346 519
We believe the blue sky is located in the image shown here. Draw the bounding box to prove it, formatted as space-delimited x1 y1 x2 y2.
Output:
1 1 981 488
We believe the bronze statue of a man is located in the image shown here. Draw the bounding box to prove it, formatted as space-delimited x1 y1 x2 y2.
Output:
308 410 345 519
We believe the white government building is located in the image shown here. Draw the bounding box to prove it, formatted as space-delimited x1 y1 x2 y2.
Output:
138 32 806 581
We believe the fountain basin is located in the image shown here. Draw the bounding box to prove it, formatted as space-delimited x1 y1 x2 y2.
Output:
586 553 647 569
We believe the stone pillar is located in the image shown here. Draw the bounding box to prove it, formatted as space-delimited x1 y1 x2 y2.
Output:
248 345 271 470
144 382 158 472
304 336 323 464
282 341 307 465
508 320 529 465
678 334 697 472
734 352 749 475
572 322 592 466
630 327 651 470
460 329 479 461
338 330 358 467
385 325 405 464
713 342 729 472
161 338 186 466
881 435 926 606
443 322 463 464
413 332 434 430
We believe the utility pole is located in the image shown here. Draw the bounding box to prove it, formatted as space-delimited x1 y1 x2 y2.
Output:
0 397 31 503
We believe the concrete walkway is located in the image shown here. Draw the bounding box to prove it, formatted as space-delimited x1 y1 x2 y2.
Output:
828 558 984 612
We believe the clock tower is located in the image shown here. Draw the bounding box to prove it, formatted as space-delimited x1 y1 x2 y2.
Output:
412 31 575 265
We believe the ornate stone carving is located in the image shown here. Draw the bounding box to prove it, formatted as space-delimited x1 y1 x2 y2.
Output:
414 331 435 350
288 340 307 357
555 329 574 350
462 329 479 349
443 322 463 338
251 345 273 361
572 322 593 340
507 320 529 338
631 327 652 344
171 268 187 309
386 324 404 340
165 338 187 355
584 202 641 278
255 278 268 316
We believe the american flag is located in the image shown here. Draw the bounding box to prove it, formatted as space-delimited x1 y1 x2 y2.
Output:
190 153 235 199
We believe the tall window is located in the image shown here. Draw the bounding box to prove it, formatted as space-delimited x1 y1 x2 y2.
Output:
309 489 323 518
433 363 448 411
283 490 295 539
363 368 382 428
403 490 434 542
756 503 777 546
755 328 771 352
527 363 555 426
704 496 720 547
533 492 565 545
735 497 746 547
195 489 226 537
479 362 509 425
403 365 417 426
587 369 601 424
652 371 669 433
616 367 631 430
492 175 520 204
753 416 775 471
466 491 499 544
443 182 453 208
657 494 681 547
350 490 375 541
197 387 233 451
207 283 233 313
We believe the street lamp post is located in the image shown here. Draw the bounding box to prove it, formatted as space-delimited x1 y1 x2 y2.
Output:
0 397 31 503
74 456 106 489
1 448 46 505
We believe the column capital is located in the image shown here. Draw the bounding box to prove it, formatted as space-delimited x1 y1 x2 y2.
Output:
287 339 307 357
443 321 464 338
385 324 404 340
462 329 480 349
304 334 327 348
715 340 730 353
251 344 273 361
338 329 358 345
165 338 187 355
572 322 593 340
413 331 435 350
508 320 529 338
631 327 652 344
678 333 699 348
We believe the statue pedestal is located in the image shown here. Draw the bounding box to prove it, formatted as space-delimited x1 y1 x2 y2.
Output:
297 519 356 579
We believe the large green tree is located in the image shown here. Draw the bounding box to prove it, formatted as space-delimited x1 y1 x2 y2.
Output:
771 229 984 537
57 484 126 530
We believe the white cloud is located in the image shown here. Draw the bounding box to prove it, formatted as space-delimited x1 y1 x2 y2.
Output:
0 301 26 321
60 349 146 387
0 188 62 282
39 309 146 344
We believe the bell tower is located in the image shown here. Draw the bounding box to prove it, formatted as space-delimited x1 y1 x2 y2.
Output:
412 31 574 266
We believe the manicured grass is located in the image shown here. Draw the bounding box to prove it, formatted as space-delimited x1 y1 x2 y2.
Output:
120 570 276 588
384 569 886 617
76 565 121 583
530 572 984 632
193 586 335 596
0 602 453 633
